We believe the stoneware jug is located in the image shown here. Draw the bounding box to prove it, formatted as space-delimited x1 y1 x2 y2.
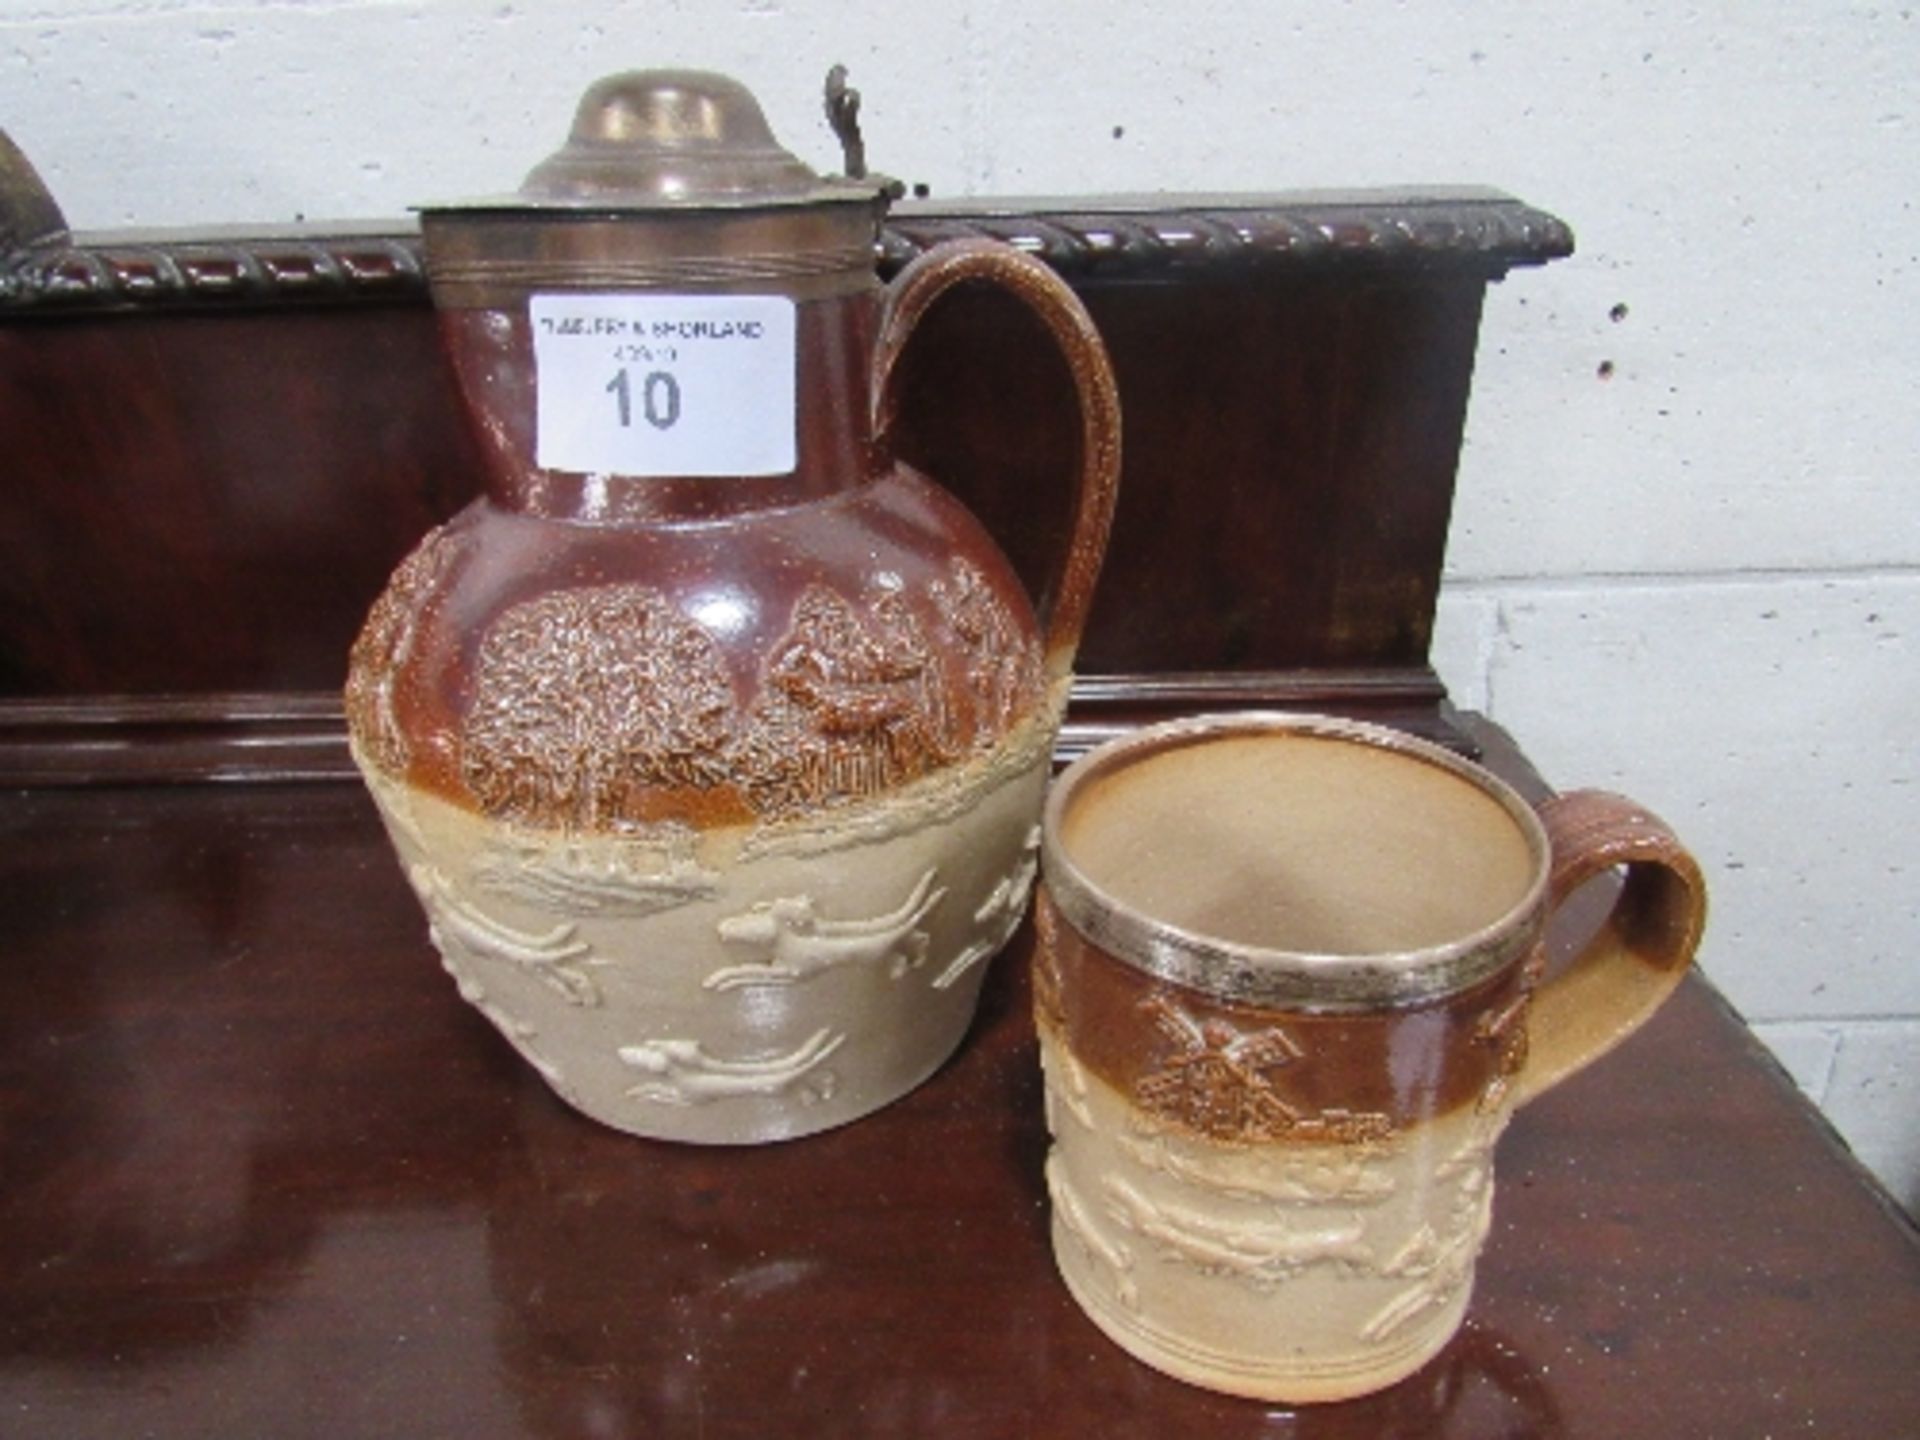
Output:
345 69 1120 1144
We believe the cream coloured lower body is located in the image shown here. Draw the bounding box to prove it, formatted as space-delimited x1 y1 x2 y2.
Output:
357 728 1052 1144
1038 1023 1510 1403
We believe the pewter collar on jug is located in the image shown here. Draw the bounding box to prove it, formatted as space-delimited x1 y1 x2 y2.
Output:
420 68 898 306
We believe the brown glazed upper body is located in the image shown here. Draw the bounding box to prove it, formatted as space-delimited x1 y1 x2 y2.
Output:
343 284 1048 838
344 72 1061 837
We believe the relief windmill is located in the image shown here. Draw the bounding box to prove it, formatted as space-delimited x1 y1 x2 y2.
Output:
1135 997 1391 1145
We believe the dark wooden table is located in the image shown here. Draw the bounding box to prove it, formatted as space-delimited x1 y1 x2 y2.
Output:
3 723 1916 1439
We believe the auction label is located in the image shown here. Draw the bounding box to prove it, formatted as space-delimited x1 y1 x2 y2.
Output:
530 293 796 477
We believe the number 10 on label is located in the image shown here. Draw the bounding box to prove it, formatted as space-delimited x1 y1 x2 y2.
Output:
605 367 682 432
531 293 797 478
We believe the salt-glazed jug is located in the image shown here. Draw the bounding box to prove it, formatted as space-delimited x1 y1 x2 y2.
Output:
345 69 1120 1143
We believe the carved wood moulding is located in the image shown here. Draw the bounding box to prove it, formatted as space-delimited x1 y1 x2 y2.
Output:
884 191 1572 281
1 230 426 311
0 191 1571 314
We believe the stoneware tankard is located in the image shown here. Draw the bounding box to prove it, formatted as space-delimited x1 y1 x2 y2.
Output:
1033 712 1706 1402
345 69 1120 1144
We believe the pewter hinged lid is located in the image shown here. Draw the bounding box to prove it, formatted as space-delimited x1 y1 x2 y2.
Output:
422 68 892 216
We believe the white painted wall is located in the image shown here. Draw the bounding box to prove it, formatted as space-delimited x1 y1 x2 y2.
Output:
6 1 1916 1205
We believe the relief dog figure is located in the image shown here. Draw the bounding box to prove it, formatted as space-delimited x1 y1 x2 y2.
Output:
704 869 947 991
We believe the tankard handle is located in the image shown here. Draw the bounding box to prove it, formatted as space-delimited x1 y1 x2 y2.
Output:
870 238 1121 684
1514 791 1709 1107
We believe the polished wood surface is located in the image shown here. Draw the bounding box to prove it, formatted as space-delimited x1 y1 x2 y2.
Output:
2 722 1915 1438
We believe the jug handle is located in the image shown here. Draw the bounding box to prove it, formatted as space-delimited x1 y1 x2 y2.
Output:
1512 790 1708 1108
870 238 1121 685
